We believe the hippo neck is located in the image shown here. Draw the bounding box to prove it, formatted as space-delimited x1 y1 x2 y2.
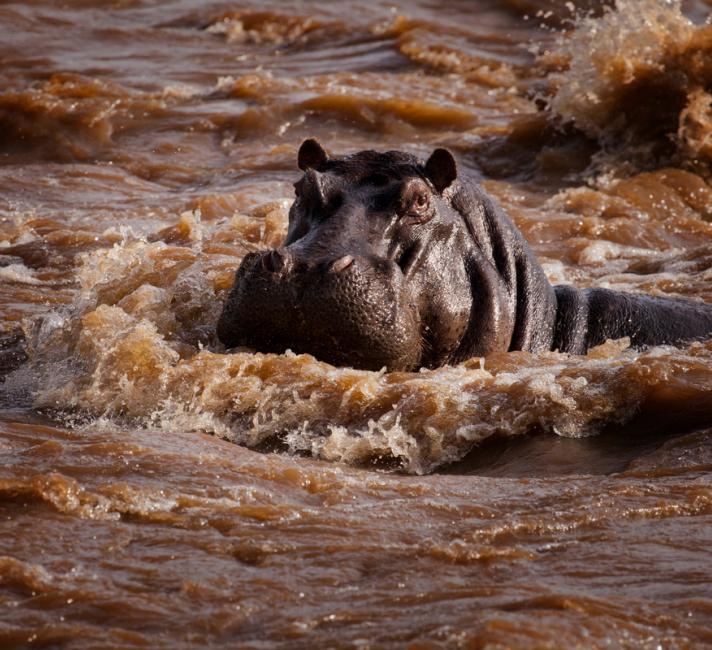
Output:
449 179 557 358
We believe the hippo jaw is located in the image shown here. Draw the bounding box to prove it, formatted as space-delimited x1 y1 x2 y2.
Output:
217 248 422 371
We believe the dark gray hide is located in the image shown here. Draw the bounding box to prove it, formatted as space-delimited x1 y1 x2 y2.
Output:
217 140 712 370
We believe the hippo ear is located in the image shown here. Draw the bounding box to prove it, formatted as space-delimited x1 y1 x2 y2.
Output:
298 139 329 171
425 148 457 193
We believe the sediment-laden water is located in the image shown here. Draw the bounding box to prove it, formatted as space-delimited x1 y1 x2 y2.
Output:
1 0 711 647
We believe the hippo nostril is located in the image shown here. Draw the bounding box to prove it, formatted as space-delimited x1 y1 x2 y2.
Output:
262 249 287 274
329 255 354 274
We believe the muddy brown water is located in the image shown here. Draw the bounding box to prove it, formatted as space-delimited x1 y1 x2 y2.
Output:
1 0 712 647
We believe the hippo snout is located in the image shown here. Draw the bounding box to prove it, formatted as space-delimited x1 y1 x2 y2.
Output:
216 248 422 371
258 248 355 277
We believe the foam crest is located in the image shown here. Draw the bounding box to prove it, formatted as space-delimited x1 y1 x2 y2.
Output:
543 0 712 166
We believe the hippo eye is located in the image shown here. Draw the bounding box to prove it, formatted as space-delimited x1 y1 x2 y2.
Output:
402 192 433 225
414 192 428 210
399 181 433 224
408 192 430 220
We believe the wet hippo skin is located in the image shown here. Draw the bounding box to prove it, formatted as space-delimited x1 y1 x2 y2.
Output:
217 139 712 371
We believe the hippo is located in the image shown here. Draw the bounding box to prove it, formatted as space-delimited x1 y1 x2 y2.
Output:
216 139 712 371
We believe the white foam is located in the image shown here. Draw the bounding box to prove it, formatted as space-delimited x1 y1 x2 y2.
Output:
0 263 44 285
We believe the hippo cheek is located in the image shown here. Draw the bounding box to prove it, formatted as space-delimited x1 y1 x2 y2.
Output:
217 254 422 372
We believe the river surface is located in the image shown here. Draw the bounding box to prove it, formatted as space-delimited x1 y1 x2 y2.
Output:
1 0 712 647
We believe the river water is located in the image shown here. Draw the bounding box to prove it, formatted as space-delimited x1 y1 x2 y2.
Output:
1 0 711 647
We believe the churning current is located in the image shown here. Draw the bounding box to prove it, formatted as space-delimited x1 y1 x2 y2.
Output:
1 0 711 647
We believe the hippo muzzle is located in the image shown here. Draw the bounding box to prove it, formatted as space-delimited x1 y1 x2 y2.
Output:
217 246 421 371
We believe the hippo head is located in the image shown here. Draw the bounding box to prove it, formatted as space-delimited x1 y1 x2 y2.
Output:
216 139 536 371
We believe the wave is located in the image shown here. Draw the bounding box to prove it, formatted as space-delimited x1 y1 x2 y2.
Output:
0 73 204 164
8 204 710 474
542 0 712 171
